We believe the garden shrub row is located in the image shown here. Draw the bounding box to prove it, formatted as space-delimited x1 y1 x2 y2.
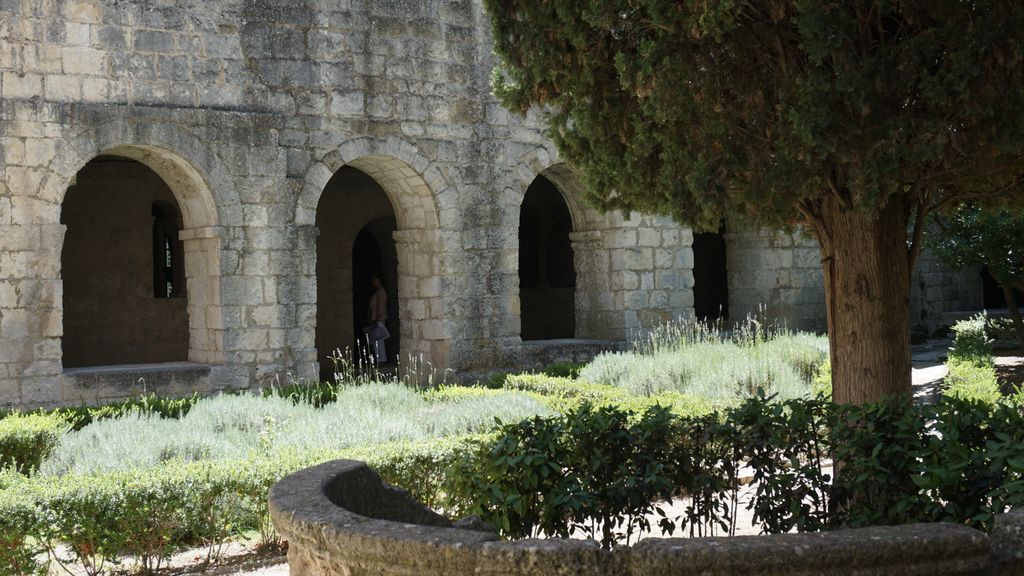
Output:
451 394 1024 547
0 393 201 432
502 373 716 416
943 313 1011 404
0 413 70 474
0 434 484 575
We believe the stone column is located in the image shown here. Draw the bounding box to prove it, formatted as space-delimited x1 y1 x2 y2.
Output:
603 215 695 336
393 228 448 376
0 222 66 408
570 230 615 339
179 226 225 365
289 224 320 381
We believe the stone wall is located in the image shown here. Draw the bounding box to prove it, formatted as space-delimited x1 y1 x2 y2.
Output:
911 248 983 331
270 459 1021 576
727 226 827 331
0 0 705 408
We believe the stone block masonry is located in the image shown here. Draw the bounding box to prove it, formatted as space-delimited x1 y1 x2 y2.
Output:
0 0 980 408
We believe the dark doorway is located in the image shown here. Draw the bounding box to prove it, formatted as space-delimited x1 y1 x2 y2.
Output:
520 175 576 340
351 219 399 363
692 224 729 322
61 156 189 367
315 167 400 380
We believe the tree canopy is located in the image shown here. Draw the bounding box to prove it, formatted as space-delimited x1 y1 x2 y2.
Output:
486 1 1024 231
484 1 1024 403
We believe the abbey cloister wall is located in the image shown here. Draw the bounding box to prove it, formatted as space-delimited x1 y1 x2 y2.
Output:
0 0 980 408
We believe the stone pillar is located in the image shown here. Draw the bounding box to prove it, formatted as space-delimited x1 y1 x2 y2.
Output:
603 215 695 336
570 230 615 339
726 226 825 331
393 228 448 375
179 226 225 365
0 222 66 408
289 224 320 381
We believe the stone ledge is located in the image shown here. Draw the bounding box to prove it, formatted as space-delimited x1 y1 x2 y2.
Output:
61 361 213 404
270 459 1015 576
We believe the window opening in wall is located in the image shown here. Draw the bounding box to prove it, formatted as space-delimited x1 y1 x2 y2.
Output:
61 156 189 368
692 223 729 322
520 175 576 340
152 203 183 298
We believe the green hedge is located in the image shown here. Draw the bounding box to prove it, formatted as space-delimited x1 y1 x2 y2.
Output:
0 434 483 575
503 373 715 417
0 413 70 474
453 394 1024 545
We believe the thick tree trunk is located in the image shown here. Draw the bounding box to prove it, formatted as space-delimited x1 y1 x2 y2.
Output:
817 197 913 404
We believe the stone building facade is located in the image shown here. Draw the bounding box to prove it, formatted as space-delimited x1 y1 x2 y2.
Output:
0 0 982 409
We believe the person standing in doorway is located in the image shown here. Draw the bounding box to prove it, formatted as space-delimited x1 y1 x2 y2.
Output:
365 274 389 364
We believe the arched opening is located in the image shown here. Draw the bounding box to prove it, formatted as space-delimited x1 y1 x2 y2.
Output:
316 166 400 378
520 175 576 340
351 219 400 362
692 223 729 322
61 156 189 367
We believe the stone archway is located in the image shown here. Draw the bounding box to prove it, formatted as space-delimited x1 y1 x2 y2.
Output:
511 151 617 340
519 174 577 340
57 148 225 367
40 127 235 370
300 141 447 374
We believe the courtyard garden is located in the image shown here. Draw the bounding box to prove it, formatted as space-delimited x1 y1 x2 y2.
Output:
1 316 1022 574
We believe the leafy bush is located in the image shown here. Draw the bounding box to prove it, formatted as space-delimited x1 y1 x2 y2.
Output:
0 483 46 575
726 394 832 534
0 413 70 474
944 358 1001 405
812 359 832 398
56 393 201 431
262 380 342 407
453 394 1024 545
541 362 584 379
448 404 678 548
949 313 993 365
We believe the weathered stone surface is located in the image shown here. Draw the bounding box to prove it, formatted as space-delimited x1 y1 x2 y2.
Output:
991 509 1024 575
271 459 1003 576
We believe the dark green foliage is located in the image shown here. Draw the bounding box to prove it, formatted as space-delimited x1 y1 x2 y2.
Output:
447 405 678 548
454 395 1024 545
727 394 832 534
949 315 994 366
929 205 1024 291
829 399 929 527
261 380 342 407
541 362 584 379
55 393 201 431
484 1 1024 229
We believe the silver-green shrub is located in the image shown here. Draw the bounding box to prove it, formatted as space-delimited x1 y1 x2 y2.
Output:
40 384 549 476
579 317 828 403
